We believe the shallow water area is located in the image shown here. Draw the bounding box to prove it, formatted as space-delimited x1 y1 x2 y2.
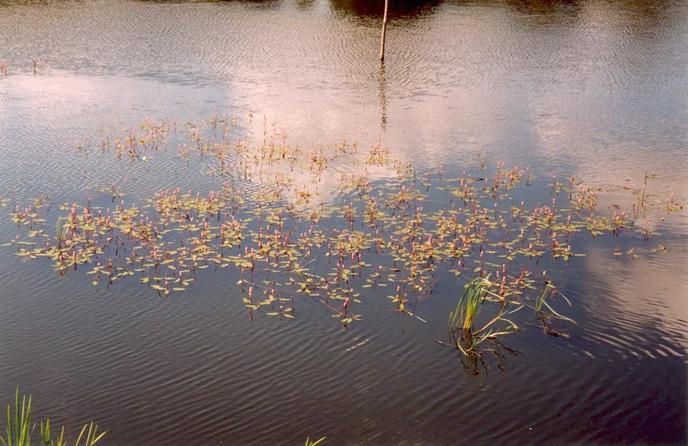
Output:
0 0 687 445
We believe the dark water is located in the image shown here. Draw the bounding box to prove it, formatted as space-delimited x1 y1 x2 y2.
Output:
0 0 687 444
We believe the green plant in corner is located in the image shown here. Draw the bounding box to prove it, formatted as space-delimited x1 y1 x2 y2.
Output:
1 388 105 446
1 388 31 446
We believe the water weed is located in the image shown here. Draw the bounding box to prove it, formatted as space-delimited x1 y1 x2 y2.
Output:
3 115 684 365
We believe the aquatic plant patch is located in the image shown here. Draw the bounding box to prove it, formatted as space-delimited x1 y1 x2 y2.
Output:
3 116 683 361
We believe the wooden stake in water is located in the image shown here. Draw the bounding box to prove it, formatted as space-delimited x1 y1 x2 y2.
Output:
379 0 389 62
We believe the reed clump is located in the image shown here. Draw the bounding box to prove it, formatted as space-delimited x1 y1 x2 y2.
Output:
448 276 520 357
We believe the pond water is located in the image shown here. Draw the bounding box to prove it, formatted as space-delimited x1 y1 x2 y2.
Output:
0 0 686 444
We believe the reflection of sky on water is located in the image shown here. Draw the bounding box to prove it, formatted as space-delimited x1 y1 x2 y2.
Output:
583 244 688 350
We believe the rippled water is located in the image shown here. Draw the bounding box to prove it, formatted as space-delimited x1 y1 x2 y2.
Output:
0 0 686 444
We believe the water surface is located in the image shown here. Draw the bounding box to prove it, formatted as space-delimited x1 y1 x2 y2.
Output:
0 0 686 444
